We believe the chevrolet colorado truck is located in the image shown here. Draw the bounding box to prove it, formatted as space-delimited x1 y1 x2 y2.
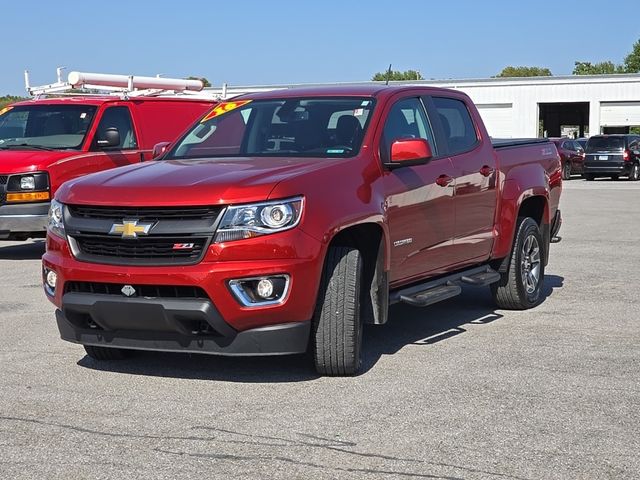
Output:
0 93 213 240
42 85 562 376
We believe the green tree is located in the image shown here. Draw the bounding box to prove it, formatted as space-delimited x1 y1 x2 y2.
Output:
372 69 424 81
186 76 211 87
573 61 624 75
495 66 552 77
623 39 640 73
0 95 27 109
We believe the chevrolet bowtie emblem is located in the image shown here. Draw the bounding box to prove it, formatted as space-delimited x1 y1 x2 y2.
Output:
109 219 154 238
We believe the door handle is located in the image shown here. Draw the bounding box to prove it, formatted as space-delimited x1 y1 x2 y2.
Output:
436 174 453 187
479 165 494 177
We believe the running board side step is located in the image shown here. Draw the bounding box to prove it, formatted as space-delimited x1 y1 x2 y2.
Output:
390 265 501 307
399 283 462 307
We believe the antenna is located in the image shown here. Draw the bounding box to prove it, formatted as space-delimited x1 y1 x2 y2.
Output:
385 64 392 86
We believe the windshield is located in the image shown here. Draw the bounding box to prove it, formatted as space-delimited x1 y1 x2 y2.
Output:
165 97 375 160
586 136 624 152
0 104 97 150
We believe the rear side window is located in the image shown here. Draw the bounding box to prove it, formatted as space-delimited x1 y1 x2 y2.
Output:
586 137 624 152
432 97 478 155
380 98 435 162
95 106 138 150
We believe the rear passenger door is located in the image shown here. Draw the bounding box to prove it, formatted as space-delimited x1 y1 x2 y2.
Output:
91 105 142 169
426 96 498 264
381 96 457 283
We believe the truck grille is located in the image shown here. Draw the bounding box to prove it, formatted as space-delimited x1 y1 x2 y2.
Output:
0 175 8 185
68 205 221 221
65 204 224 266
73 235 208 262
64 281 208 299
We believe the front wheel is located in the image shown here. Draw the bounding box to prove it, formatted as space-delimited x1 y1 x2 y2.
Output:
628 163 640 181
562 162 571 180
491 217 545 310
312 246 363 376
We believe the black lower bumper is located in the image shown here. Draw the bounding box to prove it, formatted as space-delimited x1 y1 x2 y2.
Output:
582 162 631 176
56 292 311 356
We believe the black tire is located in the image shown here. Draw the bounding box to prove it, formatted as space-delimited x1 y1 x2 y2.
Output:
628 163 640 181
491 217 545 310
584 173 595 181
312 246 363 376
562 162 571 180
84 345 130 361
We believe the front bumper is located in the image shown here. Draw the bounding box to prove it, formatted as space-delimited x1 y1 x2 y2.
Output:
56 298 310 356
0 202 49 237
43 227 325 355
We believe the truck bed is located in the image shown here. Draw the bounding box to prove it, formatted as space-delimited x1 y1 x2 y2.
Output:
491 138 550 149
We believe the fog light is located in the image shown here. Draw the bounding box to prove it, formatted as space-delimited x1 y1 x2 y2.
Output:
256 279 274 299
228 275 290 307
43 268 57 295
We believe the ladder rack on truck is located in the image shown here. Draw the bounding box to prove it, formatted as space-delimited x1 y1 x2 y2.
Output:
24 67 221 100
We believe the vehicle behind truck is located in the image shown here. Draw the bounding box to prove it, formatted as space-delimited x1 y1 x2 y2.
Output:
43 84 562 376
0 70 215 240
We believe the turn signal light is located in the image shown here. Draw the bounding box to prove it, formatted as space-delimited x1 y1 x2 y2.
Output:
623 149 630 161
6 191 50 202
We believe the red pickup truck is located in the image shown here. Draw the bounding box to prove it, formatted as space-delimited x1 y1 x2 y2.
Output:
42 85 562 376
0 95 213 240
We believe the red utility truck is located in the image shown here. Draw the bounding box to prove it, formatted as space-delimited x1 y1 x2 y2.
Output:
0 71 214 240
43 85 562 376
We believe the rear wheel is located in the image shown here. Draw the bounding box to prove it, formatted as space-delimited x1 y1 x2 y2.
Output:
312 246 363 376
628 163 640 181
562 162 571 180
492 217 545 310
84 345 130 361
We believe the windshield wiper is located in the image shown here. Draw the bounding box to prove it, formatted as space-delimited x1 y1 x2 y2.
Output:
0 144 55 151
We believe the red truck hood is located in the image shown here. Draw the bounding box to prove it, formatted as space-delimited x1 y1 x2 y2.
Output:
57 157 341 206
0 149 76 173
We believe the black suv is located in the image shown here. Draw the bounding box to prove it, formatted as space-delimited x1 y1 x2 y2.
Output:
583 135 640 181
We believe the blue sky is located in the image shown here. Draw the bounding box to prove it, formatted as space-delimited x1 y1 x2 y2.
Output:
2 0 638 95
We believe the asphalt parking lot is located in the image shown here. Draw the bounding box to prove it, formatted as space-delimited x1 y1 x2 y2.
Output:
1 178 639 480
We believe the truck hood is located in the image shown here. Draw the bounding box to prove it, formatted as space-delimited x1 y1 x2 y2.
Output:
57 157 344 206
0 149 76 174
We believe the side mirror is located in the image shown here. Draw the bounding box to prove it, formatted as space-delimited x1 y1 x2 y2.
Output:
96 127 120 149
152 141 171 159
388 138 433 167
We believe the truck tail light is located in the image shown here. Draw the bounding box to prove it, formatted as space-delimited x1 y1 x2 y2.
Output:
623 149 630 161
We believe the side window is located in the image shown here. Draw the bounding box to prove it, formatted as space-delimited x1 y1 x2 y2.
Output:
95 106 137 150
629 138 639 151
380 98 435 162
432 97 478 155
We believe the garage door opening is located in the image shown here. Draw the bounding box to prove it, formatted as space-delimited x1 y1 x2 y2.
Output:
538 102 589 138
600 101 640 134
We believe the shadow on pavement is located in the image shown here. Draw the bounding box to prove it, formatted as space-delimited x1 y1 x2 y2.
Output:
0 240 45 260
77 274 564 382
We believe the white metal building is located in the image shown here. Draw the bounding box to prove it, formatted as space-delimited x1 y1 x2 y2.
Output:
210 74 640 139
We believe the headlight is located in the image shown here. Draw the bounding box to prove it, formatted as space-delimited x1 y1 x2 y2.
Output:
214 196 304 243
20 176 35 190
47 199 65 239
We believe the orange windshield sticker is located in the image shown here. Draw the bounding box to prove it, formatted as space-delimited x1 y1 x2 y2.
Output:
201 100 252 123
0 106 13 116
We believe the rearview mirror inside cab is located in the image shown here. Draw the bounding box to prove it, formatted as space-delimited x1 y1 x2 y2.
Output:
389 138 433 167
